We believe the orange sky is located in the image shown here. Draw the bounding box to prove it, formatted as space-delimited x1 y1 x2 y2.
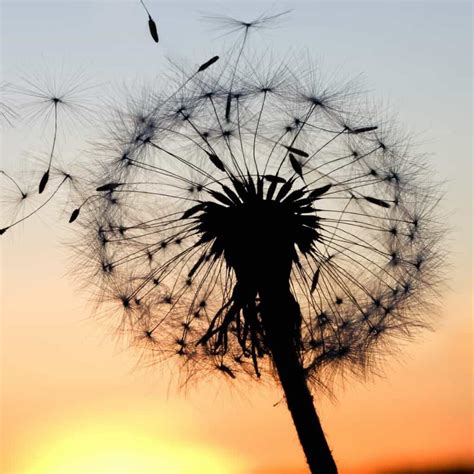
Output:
1 224 472 473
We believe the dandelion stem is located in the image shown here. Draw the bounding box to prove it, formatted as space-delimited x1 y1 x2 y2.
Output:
252 91 267 176
138 0 151 17
259 278 338 474
226 27 249 122
48 101 58 172
235 98 250 173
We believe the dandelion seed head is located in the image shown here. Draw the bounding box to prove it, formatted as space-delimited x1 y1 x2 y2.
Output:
70 19 445 391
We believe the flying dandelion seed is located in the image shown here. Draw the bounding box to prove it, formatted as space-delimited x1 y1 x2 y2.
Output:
203 10 291 122
0 161 78 235
0 69 96 234
139 0 159 43
12 67 95 194
0 169 35 228
61 11 446 474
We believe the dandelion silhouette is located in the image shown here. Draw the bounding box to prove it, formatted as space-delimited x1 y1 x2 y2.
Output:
5 10 444 474
63 12 445 472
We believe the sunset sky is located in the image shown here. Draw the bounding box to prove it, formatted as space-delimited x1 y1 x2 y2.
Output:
1 1 472 473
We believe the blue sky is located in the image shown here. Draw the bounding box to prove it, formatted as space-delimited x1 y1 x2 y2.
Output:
2 1 472 284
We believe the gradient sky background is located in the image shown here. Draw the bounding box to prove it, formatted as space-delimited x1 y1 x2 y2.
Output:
1 1 472 473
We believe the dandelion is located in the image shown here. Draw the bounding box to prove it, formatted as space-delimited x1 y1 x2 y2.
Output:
0 10 441 474
67 13 445 471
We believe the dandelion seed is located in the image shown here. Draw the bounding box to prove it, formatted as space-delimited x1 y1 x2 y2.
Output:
310 267 321 293
181 203 206 220
197 56 220 73
348 126 378 134
2 175 69 234
289 153 304 179
284 145 309 157
308 184 332 199
96 183 122 192
38 170 49 194
206 152 226 172
69 208 80 223
203 10 291 36
363 195 391 208
148 16 159 43
13 67 94 196
264 174 286 184
139 0 159 43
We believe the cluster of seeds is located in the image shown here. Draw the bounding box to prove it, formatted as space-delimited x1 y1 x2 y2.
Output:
0 12 443 390
73 32 442 387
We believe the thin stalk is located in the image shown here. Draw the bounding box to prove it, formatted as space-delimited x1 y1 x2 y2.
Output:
259 278 338 474
48 101 58 171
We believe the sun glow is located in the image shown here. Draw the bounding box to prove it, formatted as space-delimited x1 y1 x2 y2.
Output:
17 418 243 474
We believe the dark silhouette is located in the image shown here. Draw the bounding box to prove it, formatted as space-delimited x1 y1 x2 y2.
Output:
139 0 159 43
68 13 443 470
1 11 445 474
